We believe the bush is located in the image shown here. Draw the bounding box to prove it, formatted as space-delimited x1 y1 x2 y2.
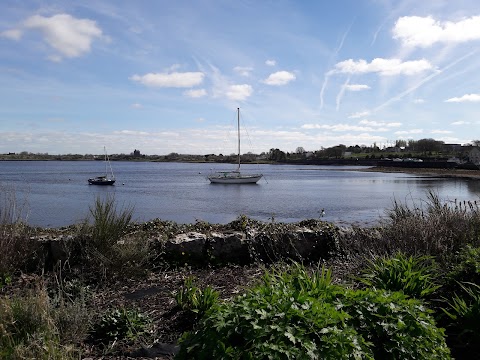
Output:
177 264 450 359
357 252 440 300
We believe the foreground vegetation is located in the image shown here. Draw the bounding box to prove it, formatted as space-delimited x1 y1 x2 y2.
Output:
1 191 480 359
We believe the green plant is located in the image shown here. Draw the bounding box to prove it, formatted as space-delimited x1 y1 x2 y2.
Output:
441 282 480 358
0 273 12 289
84 194 134 271
357 252 441 300
177 264 450 359
445 245 480 288
89 307 150 346
0 285 79 359
339 289 450 359
175 276 219 317
88 194 133 248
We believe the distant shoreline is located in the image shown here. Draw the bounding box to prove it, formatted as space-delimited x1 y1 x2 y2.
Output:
360 166 480 179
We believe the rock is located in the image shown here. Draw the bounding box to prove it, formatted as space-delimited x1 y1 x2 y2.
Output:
207 231 251 264
164 232 207 263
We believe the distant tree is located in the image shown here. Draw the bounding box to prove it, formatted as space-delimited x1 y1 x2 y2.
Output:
471 140 480 146
416 138 444 154
268 148 286 162
295 146 306 154
395 139 407 148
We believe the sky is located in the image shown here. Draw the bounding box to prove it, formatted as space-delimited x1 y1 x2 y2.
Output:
1 0 480 155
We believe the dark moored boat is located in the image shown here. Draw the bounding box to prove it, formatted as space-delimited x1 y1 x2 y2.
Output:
88 147 115 185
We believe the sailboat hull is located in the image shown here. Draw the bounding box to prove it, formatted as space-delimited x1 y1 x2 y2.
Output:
88 177 115 185
208 108 263 185
208 172 262 184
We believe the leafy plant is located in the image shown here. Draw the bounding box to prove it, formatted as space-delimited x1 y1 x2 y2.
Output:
175 276 219 317
357 252 441 300
89 307 150 346
177 264 450 359
441 282 480 358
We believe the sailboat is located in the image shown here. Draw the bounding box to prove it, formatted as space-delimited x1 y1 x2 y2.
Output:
208 108 263 184
88 147 116 185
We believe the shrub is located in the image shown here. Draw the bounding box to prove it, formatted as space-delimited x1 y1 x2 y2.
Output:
177 264 450 359
88 307 150 347
357 252 440 300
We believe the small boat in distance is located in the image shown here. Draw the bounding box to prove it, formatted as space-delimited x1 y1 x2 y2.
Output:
208 108 263 184
88 147 115 185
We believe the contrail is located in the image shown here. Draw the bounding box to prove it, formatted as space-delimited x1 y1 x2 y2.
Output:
320 19 355 109
373 48 478 113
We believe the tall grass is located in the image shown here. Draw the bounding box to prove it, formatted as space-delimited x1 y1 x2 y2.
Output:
0 279 83 359
82 194 150 277
337 190 480 264
0 186 40 276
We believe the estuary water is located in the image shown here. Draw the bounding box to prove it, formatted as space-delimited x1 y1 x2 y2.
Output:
0 161 479 228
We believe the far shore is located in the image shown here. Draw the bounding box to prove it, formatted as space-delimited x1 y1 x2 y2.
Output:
360 166 480 179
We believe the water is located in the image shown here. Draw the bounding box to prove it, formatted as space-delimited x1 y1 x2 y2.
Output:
0 161 479 228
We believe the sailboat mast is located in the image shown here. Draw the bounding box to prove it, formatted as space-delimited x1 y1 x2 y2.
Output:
104 146 108 176
237 107 241 171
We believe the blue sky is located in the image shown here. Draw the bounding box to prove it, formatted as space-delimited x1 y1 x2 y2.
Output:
1 0 480 155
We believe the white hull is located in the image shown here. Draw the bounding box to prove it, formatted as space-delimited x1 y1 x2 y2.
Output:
209 108 263 185
208 173 262 184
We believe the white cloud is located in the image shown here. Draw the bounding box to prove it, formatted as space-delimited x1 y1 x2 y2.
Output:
6 14 104 60
184 89 207 98
393 15 480 48
130 71 205 88
301 123 388 132
131 103 143 109
348 111 370 119
431 130 452 134
334 58 433 76
1 28 22 40
445 94 480 103
263 71 296 85
413 98 425 104
265 59 276 66
451 120 471 125
359 120 401 127
344 84 370 91
234 66 253 76
226 84 253 101
395 129 423 135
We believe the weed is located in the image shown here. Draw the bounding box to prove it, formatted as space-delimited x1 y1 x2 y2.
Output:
88 307 151 347
175 276 219 318
357 252 441 300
